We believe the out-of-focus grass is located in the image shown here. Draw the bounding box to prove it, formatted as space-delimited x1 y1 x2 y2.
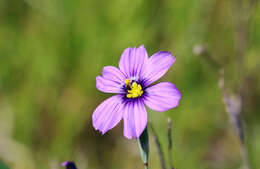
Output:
0 0 260 169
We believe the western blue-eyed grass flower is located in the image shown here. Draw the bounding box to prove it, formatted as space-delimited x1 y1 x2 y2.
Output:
92 45 181 139
61 161 77 169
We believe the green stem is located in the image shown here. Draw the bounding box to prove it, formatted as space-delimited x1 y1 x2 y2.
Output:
138 127 149 169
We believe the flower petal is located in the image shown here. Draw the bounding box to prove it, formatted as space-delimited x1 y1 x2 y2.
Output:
96 66 125 93
102 66 126 82
123 100 147 139
143 52 176 86
92 95 124 134
119 45 148 78
144 82 181 112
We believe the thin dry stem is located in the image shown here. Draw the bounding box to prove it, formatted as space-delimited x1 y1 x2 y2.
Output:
194 46 250 169
167 118 175 169
219 69 249 169
150 122 167 169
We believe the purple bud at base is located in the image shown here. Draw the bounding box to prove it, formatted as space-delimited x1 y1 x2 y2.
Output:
61 161 77 169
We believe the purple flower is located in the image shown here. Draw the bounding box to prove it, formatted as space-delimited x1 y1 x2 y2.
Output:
92 45 181 139
61 161 77 169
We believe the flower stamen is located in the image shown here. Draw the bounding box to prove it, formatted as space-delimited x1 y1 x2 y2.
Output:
125 79 143 98
125 78 131 86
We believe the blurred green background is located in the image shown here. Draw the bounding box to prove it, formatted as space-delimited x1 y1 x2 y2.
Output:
0 0 260 169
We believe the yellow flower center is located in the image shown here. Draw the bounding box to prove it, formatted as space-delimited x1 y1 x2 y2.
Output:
125 79 143 98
